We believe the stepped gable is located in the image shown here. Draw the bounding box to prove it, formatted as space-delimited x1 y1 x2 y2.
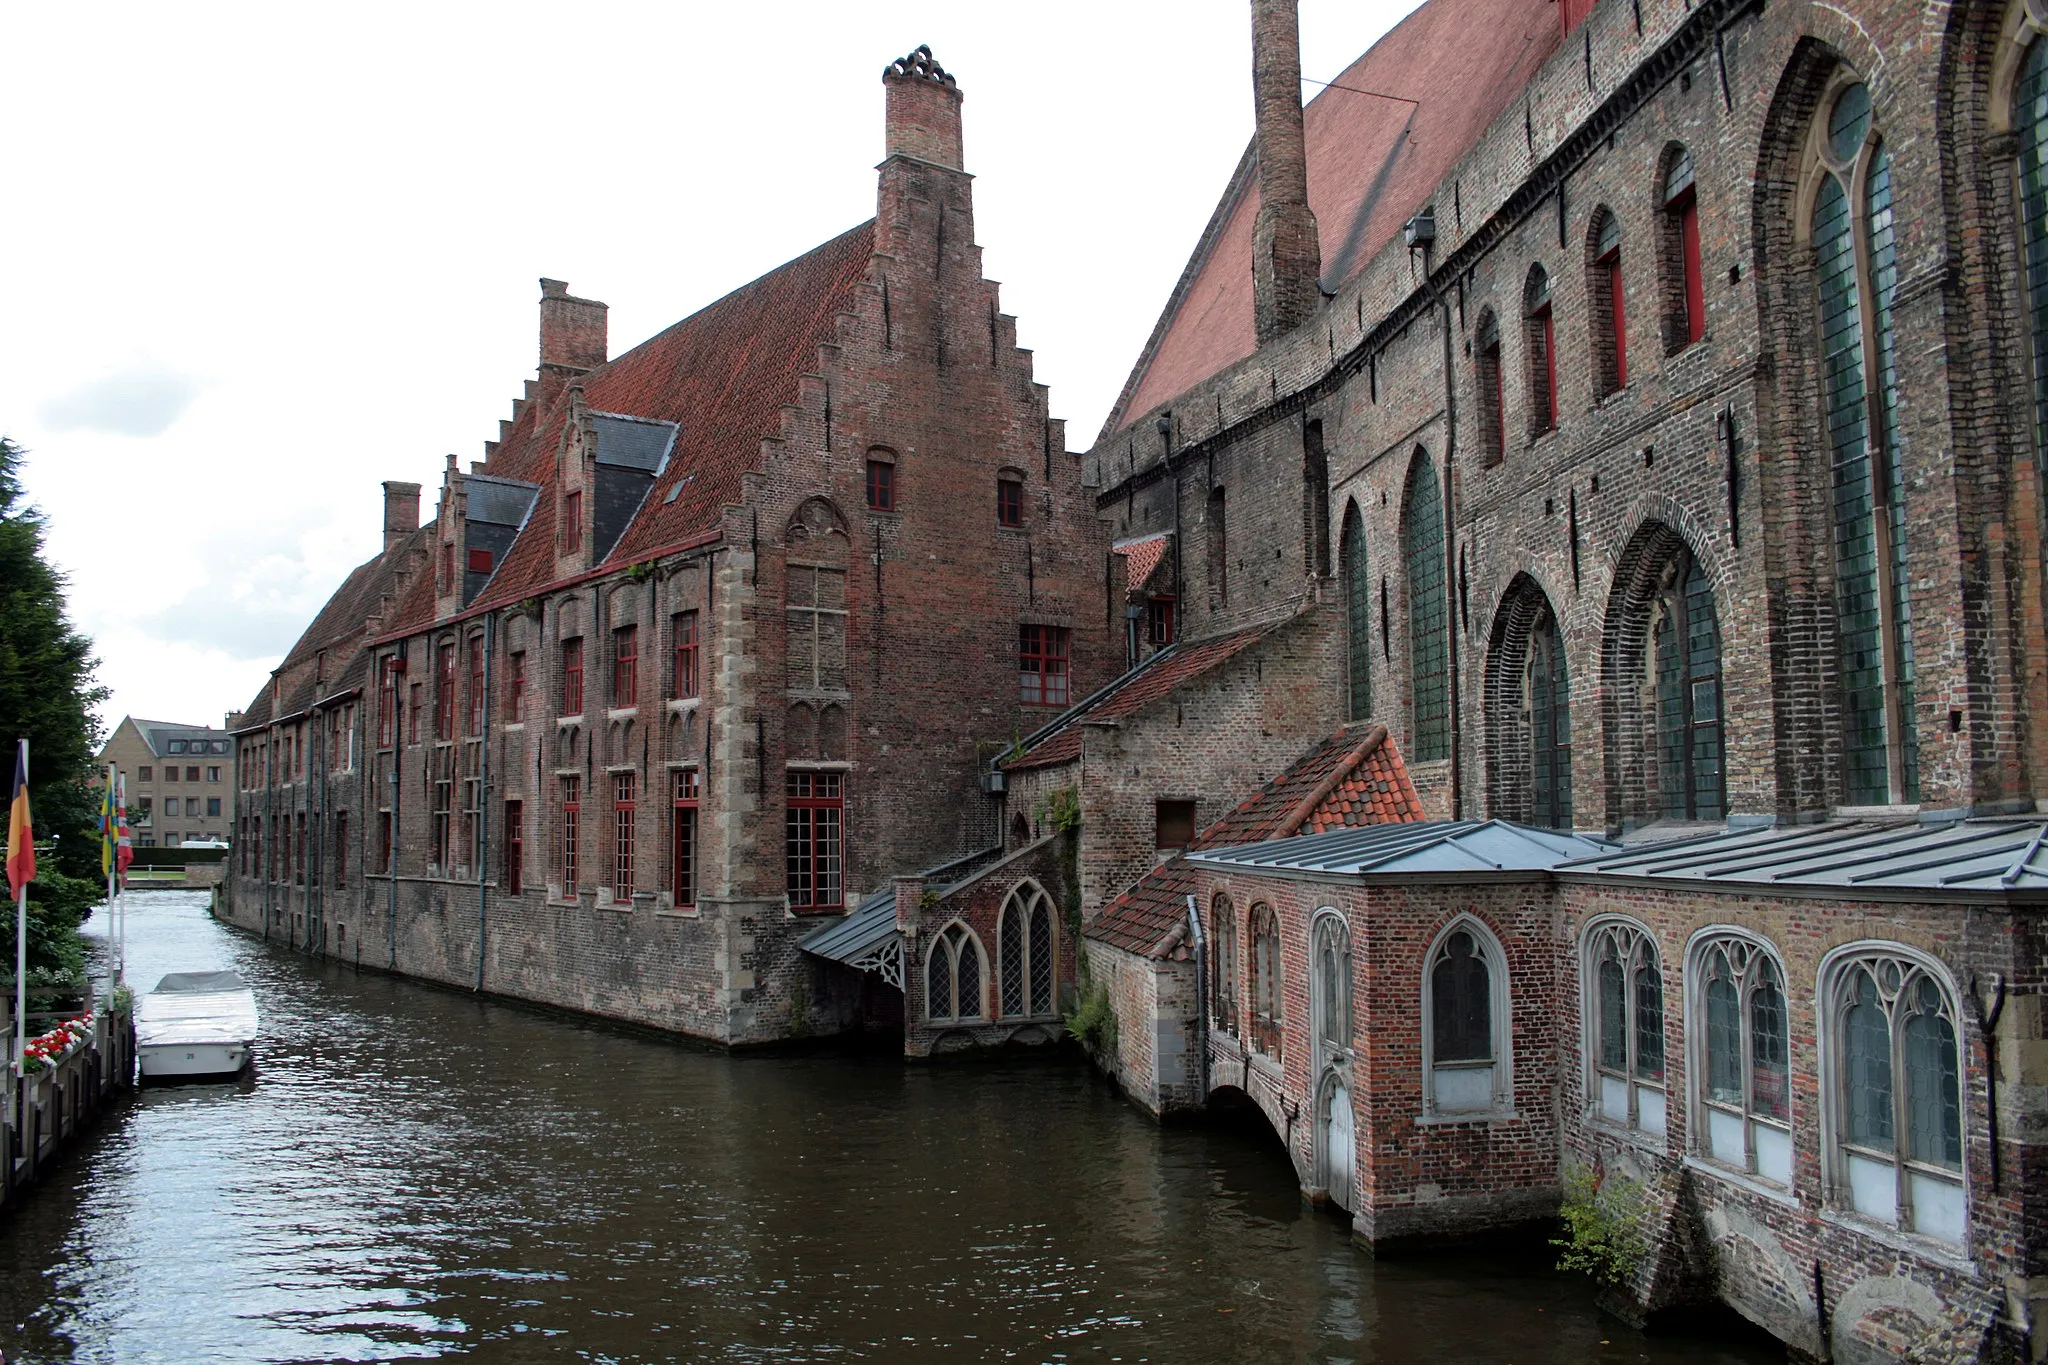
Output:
1104 0 1558 436
1002 621 1277 770
1086 723 1423 958
468 222 877 612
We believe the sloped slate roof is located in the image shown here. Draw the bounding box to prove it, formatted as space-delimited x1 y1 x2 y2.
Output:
1003 621 1278 771
1190 819 1614 878
1106 0 1559 436
1087 724 1426 958
802 886 901 966
1556 818 2048 896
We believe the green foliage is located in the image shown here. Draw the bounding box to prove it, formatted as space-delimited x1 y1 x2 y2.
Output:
1065 974 1117 1054
0 438 110 981
1552 1165 1649 1288
624 560 655 583
1037 786 1080 834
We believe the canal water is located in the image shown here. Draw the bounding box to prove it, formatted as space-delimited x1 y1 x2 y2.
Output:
0 892 1780 1364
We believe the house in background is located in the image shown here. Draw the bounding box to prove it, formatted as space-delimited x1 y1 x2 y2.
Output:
96 717 235 848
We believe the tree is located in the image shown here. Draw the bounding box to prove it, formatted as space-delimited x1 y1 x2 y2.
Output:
0 437 108 993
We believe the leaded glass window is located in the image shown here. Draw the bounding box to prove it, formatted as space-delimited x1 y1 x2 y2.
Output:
2021 37 2048 466
1342 503 1371 721
997 882 1057 1019
1314 914 1352 1054
1425 919 1508 1115
1811 80 1918 806
1210 894 1239 1036
1529 609 1573 829
1691 935 1793 1184
1650 553 1725 821
1404 452 1449 761
1588 921 1667 1134
1827 949 1964 1241
1250 903 1283 1061
928 922 985 1024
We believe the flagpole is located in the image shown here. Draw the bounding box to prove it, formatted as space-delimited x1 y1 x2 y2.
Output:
14 739 27 1072
105 762 118 991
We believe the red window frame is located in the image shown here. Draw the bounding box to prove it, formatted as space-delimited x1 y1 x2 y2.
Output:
435 643 456 741
1146 596 1176 647
866 459 895 512
563 638 584 715
613 625 638 708
997 477 1023 528
377 656 397 747
562 490 583 554
504 799 523 895
408 682 423 745
1675 189 1704 344
613 771 637 893
561 777 581 890
785 770 843 911
467 547 494 574
672 611 700 699
467 635 486 736
672 769 699 908
1019 624 1070 706
507 651 526 723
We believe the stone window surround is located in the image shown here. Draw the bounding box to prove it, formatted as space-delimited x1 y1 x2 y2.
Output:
1419 912 1515 1120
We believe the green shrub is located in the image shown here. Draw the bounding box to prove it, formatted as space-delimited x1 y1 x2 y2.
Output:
1553 1165 1649 1288
1065 976 1117 1054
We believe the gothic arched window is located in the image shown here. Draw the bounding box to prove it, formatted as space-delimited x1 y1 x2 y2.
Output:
1403 452 1449 761
997 882 1057 1019
1587 919 1667 1135
1249 903 1283 1060
1690 933 1793 1185
1661 144 1705 350
926 922 986 1024
1476 310 1505 464
1210 893 1239 1036
1529 608 1573 830
1588 207 1627 395
1525 266 1558 437
1651 551 1725 822
1342 502 1371 721
2022 32 2048 465
1313 912 1352 1054
1423 919 1511 1115
1810 80 1918 806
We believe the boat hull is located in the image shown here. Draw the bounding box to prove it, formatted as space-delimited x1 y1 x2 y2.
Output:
138 1042 250 1079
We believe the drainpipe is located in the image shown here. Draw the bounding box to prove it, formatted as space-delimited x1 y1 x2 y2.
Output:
388 652 401 970
1185 894 1209 1104
1160 414 1181 613
476 613 493 993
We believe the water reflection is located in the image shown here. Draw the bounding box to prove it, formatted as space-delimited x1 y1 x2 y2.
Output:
0 893 1775 1363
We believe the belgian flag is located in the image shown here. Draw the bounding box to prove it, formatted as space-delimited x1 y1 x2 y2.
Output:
7 739 33 896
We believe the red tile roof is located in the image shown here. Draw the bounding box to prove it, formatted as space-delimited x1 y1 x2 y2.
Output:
1115 533 1172 596
1085 724 1423 957
1002 621 1277 771
1105 0 1559 436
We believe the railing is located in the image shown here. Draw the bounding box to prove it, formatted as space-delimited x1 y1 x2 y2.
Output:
2 1002 133 1212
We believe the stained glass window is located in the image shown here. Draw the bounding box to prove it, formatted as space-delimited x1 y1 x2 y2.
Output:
1404 452 1449 761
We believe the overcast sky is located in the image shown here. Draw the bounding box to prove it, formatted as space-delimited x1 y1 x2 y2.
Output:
3 1 1422 741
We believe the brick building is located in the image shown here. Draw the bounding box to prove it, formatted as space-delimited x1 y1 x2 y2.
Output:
95 716 235 847
221 45 1115 1042
1032 0 2048 1357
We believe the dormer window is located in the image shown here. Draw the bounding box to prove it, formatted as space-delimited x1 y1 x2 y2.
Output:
562 491 584 554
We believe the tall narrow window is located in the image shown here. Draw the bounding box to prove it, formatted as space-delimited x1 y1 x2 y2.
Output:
432 772 451 871
1590 209 1627 395
613 625 638 708
1529 609 1573 830
866 457 895 512
926 923 985 1023
408 682 423 745
672 770 699 909
1525 267 1558 437
378 810 393 874
1588 920 1667 1135
1303 420 1331 577
1664 147 1705 349
1210 893 1238 1036
562 490 583 554
560 776 581 891
785 770 843 911
998 882 1058 1018
1146 596 1176 646
503 799 522 895
467 636 486 736
1425 921 1507 1115
1650 551 1725 822
2020 38 2048 465
612 771 636 894
996 476 1023 528
1475 312 1505 463
507 650 526 722
1692 934 1792 1185
672 610 700 699
562 638 584 716
1812 82 1917 805
333 811 347 887
377 656 397 747
1249 903 1283 1061
435 642 456 741
1313 914 1352 1057
786 567 848 691
1342 502 1371 721
1206 486 1228 604
1403 452 1449 761
1019 625 1071 706
1825 948 1963 1242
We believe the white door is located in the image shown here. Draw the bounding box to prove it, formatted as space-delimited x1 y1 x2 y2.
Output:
1324 1079 1355 1213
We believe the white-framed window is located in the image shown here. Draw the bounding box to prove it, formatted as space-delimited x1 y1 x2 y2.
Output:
1422 914 1513 1116
1586 918 1667 1135
1819 943 1966 1244
926 921 987 1024
997 880 1057 1019
1249 902 1283 1061
1312 910 1352 1059
1687 930 1792 1185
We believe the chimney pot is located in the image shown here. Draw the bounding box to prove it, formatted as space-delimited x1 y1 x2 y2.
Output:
382 480 422 553
882 44 964 170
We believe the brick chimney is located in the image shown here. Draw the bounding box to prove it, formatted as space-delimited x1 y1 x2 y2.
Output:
538 279 608 375
882 45 963 171
1249 0 1323 343
382 480 421 553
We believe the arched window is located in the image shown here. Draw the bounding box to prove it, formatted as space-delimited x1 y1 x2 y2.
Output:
1484 576 1571 828
1588 208 1627 395
1206 485 1228 606
1403 452 1449 762
1312 912 1351 1056
1651 551 1724 822
1210 893 1239 1036
1810 81 1918 806
2020 33 2048 464
1662 145 1705 350
1422 918 1511 1116
926 922 985 1024
997 882 1057 1018
1822 946 1964 1242
1341 502 1371 721
1529 608 1573 830
1475 310 1505 464
1303 420 1330 578
1690 932 1792 1185
1587 919 1667 1134
1249 903 1283 1060
1524 266 1558 437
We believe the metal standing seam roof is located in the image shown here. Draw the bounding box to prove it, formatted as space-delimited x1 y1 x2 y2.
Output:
1188 819 1616 878
1553 818 2048 895
801 845 1006 967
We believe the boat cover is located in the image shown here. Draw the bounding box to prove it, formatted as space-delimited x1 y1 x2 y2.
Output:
137 972 258 1047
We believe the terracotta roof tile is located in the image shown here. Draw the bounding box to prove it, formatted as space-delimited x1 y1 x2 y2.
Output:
1115 533 1172 596
1106 0 1559 434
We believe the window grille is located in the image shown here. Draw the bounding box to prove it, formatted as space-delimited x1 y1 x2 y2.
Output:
1249 903 1283 1061
1403 453 1449 761
613 771 636 893
1651 554 1725 821
1588 920 1666 1134
613 625 638 708
560 776 580 891
1528 609 1573 830
927 922 985 1022
786 567 848 692
866 458 895 512
1018 625 1070 706
997 883 1058 1018
1691 934 1792 1185
785 770 843 910
672 770 699 907
1210 894 1239 1035
1313 915 1351 1054
1342 504 1371 720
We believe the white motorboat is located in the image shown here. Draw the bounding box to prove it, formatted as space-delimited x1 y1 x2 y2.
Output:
136 970 258 1080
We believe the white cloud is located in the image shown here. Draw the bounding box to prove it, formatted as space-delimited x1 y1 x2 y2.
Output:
39 362 205 438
